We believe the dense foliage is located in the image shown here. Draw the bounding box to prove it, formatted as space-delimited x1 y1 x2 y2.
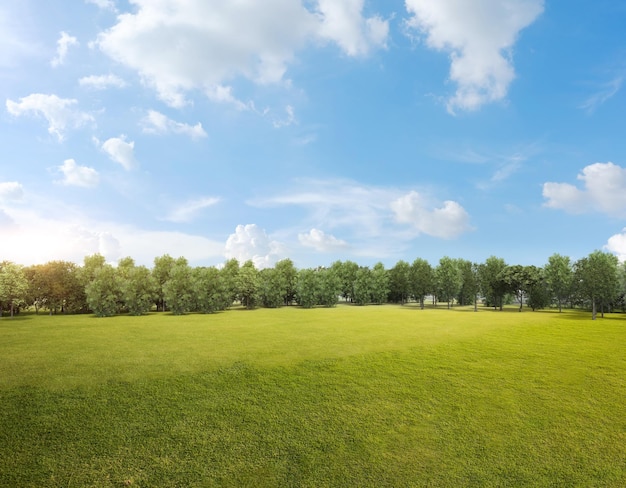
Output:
1 251 625 319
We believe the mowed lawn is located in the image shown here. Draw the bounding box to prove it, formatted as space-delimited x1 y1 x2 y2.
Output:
0 305 624 487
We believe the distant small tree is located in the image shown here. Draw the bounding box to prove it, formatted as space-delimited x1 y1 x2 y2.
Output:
237 261 260 309
410 258 433 309
388 260 411 304
193 266 225 313
435 257 461 309
275 259 297 305
318 268 341 307
259 267 285 308
296 269 319 308
574 251 619 319
544 253 573 312
353 267 373 306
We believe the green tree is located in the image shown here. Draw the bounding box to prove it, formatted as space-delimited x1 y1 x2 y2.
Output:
544 253 573 312
353 267 373 306
236 260 260 309
152 254 176 312
457 260 480 311
0 261 29 318
331 260 358 302
574 251 619 319
274 258 297 305
370 262 390 305
478 256 507 310
388 260 411 304
317 268 340 307
259 267 285 308
499 265 540 312
409 258 433 309
163 262 194 315
435 256 461 309
193 266 225 313
296 269 319 308
85 265 122 317
122 265 157 315
220 258 240 307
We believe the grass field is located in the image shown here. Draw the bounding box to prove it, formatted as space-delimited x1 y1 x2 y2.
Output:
0 305 624 487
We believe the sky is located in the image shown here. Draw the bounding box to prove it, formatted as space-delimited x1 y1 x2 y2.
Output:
1 0 626 269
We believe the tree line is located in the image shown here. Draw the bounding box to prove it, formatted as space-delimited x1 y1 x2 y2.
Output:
0 251 623 320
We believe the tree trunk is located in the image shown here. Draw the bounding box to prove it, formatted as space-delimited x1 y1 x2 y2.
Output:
474 294 478 312
558 298 562 313
10 302 14 318
592 299 597 320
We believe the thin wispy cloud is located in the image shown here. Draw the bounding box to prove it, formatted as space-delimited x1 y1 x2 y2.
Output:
580 76 623 113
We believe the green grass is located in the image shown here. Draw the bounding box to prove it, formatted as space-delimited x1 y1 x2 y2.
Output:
1 305 624 487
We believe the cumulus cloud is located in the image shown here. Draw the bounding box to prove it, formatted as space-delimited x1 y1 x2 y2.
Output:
79 73 127 90
51 31 78 67
96 0 387 107
543 162 626 217
101 135 136 170
6 93 94 141
0 181 24 201
252 179 473 249
299 228 348 252
141 110 207 139
224 224 285 268
391 191 472 239
405 0 544 112
316 0 389 56
165 197 220 223
606 230 626 262
56 159 100 188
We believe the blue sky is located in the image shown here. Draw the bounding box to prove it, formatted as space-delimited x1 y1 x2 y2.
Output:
1 0 626 269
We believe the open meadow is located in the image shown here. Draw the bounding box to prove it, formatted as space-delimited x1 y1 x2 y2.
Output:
0 305 624 487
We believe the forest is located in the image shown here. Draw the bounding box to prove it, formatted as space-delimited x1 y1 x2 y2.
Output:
0 250 622 320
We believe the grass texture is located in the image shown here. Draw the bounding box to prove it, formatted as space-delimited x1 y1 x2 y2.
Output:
0 305 624 487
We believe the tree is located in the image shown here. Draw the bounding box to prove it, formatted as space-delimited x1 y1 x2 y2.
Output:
527 269 551 311
122 265 157 316
274 258 297 305
85 265 122 317
331 260 358 302
220 258 240 308
478 256 507 310
544 253 573 312
499 265 540 312
317 268 340 307
388 260 411 304
457 260 480 311
353 267 373 306
0 262 29 318
574 251 619 319
259 267 285 308
296 269 319 308
409 258 433 309
78 254 107 312
193 266 225 313
370 262 390 305
435 257 461 309
163 261 194 315
152 254 176 312
236 260 260 309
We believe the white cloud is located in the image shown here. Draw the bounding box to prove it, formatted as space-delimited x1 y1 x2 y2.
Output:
224 224 285 268
580 76 624 114
96 0 386 107
51 31 78 67
252 179 473 250
543 162 626 217
0 181 24 201
405 0 544 113
56 159 100 188
101 135 136 170
0 205 224 266
6 93 94 141
165 197 220 223
85 0 116 11
391 191 472 239
606 230 626 262
272 105 296 128
141 110 207 139
299 228 348 252
79 74 127 90
316 0 389 56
